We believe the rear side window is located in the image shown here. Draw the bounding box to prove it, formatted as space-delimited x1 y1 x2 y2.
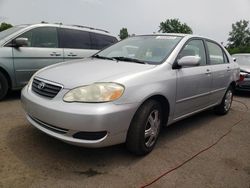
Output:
90 33 118 50
206 41 228 64
18 27 58 48
59 28 91 49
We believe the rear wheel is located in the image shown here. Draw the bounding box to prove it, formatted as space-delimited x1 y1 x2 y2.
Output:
214 86 233 115
126 100 162 155
0 72 8 101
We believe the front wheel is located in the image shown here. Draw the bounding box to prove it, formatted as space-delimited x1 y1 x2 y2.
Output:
214 86 233 115
126 100 162 155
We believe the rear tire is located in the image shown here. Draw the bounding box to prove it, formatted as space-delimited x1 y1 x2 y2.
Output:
126 100 162 155
0 72 8 101
214 86 233 115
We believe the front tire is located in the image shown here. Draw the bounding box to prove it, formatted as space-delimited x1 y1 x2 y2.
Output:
126 100 162 155
0 72 8 101
214 86 233 115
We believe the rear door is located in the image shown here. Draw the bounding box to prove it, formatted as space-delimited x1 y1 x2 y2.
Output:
12 26 63 87
174 39 212 119
205 41 232 104
59 28 97 60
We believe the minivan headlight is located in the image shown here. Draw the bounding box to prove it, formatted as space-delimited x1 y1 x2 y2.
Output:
63 83 124 103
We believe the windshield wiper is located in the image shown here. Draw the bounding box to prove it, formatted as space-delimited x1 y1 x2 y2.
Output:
92 54 116 61
111 56 146 64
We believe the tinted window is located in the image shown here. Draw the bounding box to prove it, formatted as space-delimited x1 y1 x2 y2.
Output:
59 28 91 49
206 41 227 64
90 33 118 50
18 27 58 48
178 39 207 66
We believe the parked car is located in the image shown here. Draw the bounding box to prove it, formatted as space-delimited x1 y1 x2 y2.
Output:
232 53 250 91
0 23 118 100
21 34 239 155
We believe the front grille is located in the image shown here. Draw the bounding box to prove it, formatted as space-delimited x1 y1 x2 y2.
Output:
30 115 69 134
32 78 62 99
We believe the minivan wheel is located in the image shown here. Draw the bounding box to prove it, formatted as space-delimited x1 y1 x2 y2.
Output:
0 72 8 101
126 100 162 155
214 86 233 115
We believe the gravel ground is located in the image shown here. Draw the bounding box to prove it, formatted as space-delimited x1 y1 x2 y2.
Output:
0 91 249 188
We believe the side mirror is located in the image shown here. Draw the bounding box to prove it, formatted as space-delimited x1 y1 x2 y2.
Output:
177 56 201 67
14 38 29 47
232 57 236 62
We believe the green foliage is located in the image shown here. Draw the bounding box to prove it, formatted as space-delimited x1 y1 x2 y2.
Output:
119 28 129 40
0 22 13 32
159 18 192 34
227 20 250 54
226 46 250 55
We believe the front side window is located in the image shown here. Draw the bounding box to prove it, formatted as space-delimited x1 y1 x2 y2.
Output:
178 39 207 66
97 35 182 64
59 28 91 49
206 41 227 64
18 27 58 48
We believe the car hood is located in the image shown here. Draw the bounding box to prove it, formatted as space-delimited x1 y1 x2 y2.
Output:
240 65 250 73
36 58 155 89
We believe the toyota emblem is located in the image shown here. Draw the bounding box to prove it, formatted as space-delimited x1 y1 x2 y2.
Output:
37 82 46 90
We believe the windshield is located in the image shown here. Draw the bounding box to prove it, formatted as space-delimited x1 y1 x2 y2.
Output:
233 55 250 66
96 35 182 65
0 25 26 41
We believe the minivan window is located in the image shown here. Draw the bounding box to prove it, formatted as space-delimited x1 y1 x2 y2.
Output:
18 27 58 48
206 41 227 64
90 33 118 50
97 35 182 65
0 26 26 41
178 39 207 66
59 28 91 49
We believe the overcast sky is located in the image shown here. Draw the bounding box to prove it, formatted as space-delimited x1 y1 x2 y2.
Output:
0 0 249 44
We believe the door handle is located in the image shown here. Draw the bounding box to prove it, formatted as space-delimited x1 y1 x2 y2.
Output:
205 69 211 75
67 52 77 57
50 52 61 56
227 67 231 72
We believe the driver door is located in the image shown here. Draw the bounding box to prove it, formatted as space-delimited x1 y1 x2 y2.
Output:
174 39 212 119
12 26 63 87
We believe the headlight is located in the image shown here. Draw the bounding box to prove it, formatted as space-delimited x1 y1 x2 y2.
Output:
63 83 125 103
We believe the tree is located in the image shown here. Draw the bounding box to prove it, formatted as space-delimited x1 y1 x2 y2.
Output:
159 18 192 34
227 20 250 49
119 28 129 40
0 22 13 32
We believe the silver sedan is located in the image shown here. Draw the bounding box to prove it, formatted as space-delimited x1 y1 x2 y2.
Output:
232 53 250 91
21 34 239 155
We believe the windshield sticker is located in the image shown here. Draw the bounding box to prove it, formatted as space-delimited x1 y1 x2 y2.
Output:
156 36 177 40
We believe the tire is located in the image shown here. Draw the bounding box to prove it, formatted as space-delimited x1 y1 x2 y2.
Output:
214 86 233 115
0 72 8 101
126 100 163 155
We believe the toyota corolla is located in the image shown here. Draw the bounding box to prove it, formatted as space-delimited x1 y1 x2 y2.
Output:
21 34 239 155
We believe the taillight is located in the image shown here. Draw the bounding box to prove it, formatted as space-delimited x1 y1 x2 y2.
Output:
239 74 245 81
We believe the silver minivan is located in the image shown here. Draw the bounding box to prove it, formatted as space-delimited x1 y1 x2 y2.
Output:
0 23 118 100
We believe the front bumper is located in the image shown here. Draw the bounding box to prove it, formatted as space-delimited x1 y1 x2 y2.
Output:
21 86 139 147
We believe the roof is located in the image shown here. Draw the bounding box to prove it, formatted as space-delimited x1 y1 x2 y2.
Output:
15 23 114 36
